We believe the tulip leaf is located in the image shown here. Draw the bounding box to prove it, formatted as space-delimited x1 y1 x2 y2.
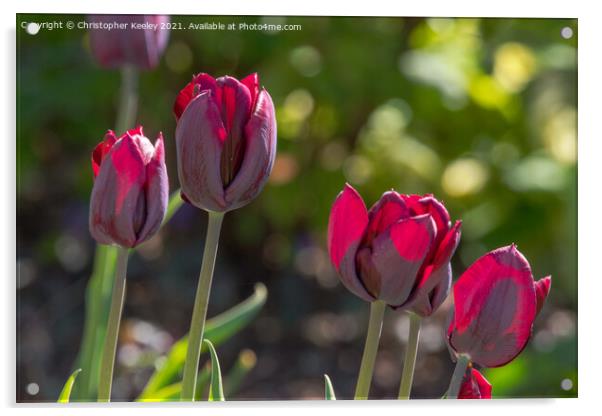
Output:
137 365 211 402
224 349 257 398
205 340 225 401
162 188 184 226
137 283 267 400
57 368 82 403
324 374 336 400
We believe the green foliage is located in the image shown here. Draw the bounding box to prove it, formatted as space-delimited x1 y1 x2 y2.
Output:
57 368 82 403
205 340 225 401
324 374 336 400
138 283 267 400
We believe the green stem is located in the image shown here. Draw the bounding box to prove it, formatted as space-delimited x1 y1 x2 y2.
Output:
115 64 138 133
180 211 225 401
97 247 129 402
397 312 421 399
354 300 386 400
446 354 470 399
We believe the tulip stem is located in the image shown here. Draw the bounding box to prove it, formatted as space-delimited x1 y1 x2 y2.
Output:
115 64 138 133
446 354 470 399
181 211 225 401
354 300 386 400
397 312 422 399
97 246 129 402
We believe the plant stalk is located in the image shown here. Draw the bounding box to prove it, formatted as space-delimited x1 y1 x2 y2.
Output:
445 354 470 399
354 300 386 400
180 211 225 401
397 312 422 399
97 247 129 402
115 64 138 133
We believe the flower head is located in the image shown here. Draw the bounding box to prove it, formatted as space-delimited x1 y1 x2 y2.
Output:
174 73 277 212
89 127 168 248
446 245 551 367
327 184 461 315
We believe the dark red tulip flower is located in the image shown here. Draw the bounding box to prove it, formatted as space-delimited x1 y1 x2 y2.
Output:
446 245 551 368
458 367 492 399
88 15 170 70
327 184 461 315
89 127 169 248
174 73 277 212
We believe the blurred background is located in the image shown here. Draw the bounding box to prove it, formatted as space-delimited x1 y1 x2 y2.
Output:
17 15 577 401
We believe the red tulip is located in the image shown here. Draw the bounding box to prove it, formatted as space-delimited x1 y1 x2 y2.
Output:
87 15 170 70
458 367 492 399
327 184 461 315
446 245 551 368
89 127 168 248
174 73 277 212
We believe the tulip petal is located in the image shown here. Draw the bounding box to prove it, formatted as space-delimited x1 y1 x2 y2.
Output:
363 191 408 246
92 130 117 178
372 214 435 306
173 73 218 120
241 73 260 108
327 184 373 302
224 89 277 210
459 368 492 399
136 133 169 244
448 245 536 367
216 76 253 186
400 263 452 316
403 194 451 248
400 221 462 314
89 134 147 247
534 276 552 315
175 92 227 212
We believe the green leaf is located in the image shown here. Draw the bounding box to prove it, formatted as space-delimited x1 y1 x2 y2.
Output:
162 189 184 226
205 340 225 402
137 365 211 402
137 283 267 400
57 368 82 403
224 349 257 398
324 374 336 400
71 190 184 401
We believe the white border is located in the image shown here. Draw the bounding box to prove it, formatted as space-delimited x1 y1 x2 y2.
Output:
3 1 600 415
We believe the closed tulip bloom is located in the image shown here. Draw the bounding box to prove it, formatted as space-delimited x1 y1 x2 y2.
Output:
446 245 551 368
458 368 492 399
327 184 461 314
88 15 170 70
174 73 277 212
89 127 168 248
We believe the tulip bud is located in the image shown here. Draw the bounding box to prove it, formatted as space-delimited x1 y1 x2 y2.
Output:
174 73 277 212
87 15 170 70
327 184 461 315
446 245 551 368
89 127 169 248
458 367 492 399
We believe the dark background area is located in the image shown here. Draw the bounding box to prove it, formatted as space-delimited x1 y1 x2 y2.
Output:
17 15 577 401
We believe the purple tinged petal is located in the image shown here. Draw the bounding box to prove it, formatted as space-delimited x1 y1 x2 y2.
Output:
534 276 552 316
136 133 169 244
459 368 492 399
448 245 537 367
224 89 277 210
89 134 147 247
175 92 227 212
327 184 373 302
370 214 435 306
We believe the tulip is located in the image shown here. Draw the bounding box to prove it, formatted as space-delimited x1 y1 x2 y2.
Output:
87 14 170 70
89 127 169 248
458 367 492 399
174 72 277 213
327 183 461 315
446 245 551 369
